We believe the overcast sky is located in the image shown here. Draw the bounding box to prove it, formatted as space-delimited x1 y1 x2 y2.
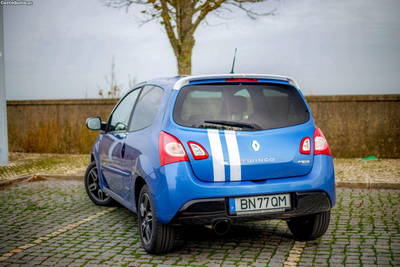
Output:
3 0 400 100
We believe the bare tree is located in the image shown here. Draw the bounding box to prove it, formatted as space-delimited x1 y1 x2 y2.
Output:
100 0 276 75
105 56 122 98
98 56 123 99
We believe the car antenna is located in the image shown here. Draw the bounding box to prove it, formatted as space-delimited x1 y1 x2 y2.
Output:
230 48 237 74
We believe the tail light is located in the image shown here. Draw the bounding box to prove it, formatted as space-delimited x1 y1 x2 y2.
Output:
314 127 331 156
188 141 209 160
300 137 311 154
159 131 188 166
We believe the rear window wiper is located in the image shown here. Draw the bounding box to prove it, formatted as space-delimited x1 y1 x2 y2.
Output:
204 120 262 130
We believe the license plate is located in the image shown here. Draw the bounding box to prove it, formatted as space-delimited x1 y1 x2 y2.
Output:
229 194 291 215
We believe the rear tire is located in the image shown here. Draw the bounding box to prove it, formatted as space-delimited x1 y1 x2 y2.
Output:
138 185 176 254
287 210 331 240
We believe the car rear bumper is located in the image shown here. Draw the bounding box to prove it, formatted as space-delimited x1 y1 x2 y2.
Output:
147 154 335 224
170 191 331 225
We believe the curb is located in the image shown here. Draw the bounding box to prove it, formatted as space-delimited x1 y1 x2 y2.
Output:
0 174 84 190
0 174 33 189
1 174 399 190
336 181 400 190
37 173 84 181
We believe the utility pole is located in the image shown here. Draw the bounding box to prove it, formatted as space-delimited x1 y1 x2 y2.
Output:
0 4 9 166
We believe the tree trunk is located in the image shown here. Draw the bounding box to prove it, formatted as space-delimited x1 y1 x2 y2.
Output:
176 40 194 75
177 54 192 76
175 1 195 75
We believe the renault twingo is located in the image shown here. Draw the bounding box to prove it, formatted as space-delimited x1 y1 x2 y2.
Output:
85 74 335 254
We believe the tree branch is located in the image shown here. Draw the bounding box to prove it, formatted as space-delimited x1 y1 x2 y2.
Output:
135 13 163 27
191 0 227 37
100 0 148 9
226 0 277 19
194 0 226 14
159 0 179 55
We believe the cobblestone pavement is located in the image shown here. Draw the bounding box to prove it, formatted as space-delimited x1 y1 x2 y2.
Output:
0 181 399 267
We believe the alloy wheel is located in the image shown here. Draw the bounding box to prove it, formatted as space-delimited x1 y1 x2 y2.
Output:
139 192 153 245
87 166 110 203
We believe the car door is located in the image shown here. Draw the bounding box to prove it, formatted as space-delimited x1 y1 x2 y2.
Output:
99 88 141 197
120 85 165 204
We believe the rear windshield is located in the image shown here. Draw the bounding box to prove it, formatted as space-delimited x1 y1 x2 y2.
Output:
173 83 310 131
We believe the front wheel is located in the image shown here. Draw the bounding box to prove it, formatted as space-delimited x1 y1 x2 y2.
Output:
138 185 176 254
287 210 331 240
84 161 114 206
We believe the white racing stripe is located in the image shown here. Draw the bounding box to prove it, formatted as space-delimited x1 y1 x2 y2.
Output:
207 129 225 182
225 130 241 181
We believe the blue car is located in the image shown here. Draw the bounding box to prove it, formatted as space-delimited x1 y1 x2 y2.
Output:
85 74 335 254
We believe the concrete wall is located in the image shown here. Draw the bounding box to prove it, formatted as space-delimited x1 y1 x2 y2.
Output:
305 95 400 158
6 95 400 157
7 99 118 154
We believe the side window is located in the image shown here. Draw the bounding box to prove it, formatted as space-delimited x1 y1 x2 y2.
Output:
108 88 140 132
129 85 164 132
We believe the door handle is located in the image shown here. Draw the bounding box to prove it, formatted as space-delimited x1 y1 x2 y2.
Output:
121 143 126 159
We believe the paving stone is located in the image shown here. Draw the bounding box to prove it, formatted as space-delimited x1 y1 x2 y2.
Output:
1 182 399 266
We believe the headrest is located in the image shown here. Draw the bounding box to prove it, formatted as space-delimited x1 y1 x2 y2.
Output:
230 95 247 115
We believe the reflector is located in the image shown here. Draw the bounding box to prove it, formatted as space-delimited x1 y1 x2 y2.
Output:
300 137 311 154
188 141 209 160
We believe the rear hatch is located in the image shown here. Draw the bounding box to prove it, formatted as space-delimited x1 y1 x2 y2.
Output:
172 80 315 182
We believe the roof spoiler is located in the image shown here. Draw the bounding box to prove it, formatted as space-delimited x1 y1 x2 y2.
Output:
173 74 300 90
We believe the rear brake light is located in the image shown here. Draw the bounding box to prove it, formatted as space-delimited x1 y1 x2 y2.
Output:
159 131 188 166
314 127 331 156
188 141 209 160
300 137 311 154
225 78 258 82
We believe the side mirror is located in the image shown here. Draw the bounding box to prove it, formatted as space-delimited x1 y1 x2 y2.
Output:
86 117 103 131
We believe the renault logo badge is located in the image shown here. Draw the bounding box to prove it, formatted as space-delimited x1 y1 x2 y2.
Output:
252 140 260 152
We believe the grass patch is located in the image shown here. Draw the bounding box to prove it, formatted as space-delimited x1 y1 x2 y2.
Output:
0 152 89 180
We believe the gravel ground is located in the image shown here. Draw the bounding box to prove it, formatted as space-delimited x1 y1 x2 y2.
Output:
333 158 400 183
0 153 399 183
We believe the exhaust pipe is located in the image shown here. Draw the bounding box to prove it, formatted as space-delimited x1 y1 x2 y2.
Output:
212 219 231 235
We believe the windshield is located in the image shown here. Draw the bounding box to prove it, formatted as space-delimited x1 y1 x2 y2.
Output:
173 83 310 131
